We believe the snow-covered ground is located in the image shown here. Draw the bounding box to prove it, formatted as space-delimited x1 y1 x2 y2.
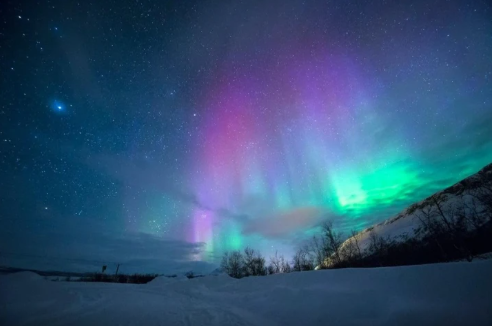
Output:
1 260 491 326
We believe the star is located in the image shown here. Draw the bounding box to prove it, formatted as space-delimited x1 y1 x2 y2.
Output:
51 100 66 113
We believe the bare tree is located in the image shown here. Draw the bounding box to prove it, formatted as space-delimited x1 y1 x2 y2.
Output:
292 246 313 271
253 255 267 276
469 173 492 225
350 229 363 259
292 248 303 272
282 260 291 273
431 194 454 233
307 235 327 269
340 230 362 264
365 230 393 266
269 251 282 274
243 247 267 277
431 194 471 260
461 195 486 232
243 247 255 277
220 250 244 278
321 221 343 266
269 251 290 274
414 204 448 260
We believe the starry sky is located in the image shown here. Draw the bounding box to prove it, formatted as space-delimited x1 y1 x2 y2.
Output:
1 0 492 274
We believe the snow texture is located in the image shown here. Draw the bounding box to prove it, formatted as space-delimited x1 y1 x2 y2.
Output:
1 261 492 325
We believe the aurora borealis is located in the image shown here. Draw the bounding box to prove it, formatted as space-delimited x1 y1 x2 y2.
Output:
1 0 492 271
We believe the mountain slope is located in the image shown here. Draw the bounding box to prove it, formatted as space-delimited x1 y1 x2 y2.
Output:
351 162 492 251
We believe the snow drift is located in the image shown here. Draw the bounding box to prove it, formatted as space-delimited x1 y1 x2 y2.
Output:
1 260 491 325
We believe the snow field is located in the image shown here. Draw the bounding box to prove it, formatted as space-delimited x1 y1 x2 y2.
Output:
1 260 491 326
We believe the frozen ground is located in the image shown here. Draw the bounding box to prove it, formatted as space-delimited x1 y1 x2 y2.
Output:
1 260 492 326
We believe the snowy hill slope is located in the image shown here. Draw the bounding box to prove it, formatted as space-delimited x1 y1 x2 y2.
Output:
1 261 491 325
350 163 492 251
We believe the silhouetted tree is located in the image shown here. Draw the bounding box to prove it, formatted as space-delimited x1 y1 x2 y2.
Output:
243 247 267 276
221 250 244 278
340 230 363 265
321 221 343 266
269 251 291 274
292 246 314 271
282 260 291 273
307 235 327 269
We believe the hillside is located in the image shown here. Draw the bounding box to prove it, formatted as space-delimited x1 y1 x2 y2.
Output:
349 163 492 251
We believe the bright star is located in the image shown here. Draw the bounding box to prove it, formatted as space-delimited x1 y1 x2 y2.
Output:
51 100 67 113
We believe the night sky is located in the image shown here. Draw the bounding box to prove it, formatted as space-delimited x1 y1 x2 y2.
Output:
1 0 492 273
